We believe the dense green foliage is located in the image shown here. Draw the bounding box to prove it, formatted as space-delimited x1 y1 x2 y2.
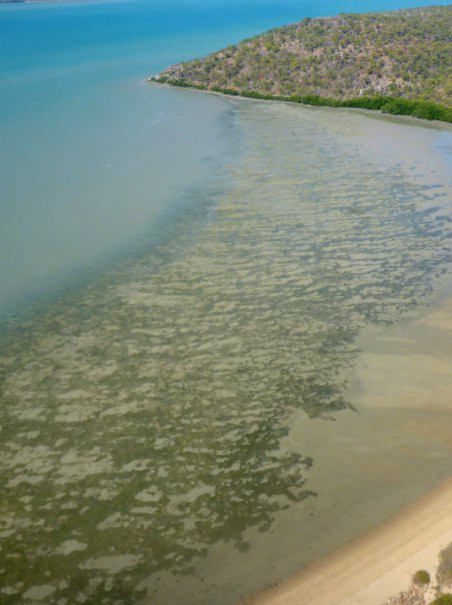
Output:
413 569 431 585
430 595 452 605
156 5 452 116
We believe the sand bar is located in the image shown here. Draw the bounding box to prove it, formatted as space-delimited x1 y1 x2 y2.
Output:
246 478 452 605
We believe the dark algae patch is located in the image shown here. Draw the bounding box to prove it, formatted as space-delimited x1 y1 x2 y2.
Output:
0 102 450 604
154 5 452 122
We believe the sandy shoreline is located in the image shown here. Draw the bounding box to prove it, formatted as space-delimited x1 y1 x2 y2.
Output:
240 291 452 605
239 289 452 605
244 478 452 605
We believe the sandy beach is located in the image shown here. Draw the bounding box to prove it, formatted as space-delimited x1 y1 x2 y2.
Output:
246 478 452 605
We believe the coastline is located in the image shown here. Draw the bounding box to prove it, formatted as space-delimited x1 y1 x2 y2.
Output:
244 477 452 605
245 97 452 605
241 291 452 605
148 80 452 124
3 70 450 604
3 2 451 604
136 98 452 605
147 80 452 144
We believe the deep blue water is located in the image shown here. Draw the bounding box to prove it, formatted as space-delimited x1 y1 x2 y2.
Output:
0 0 450 313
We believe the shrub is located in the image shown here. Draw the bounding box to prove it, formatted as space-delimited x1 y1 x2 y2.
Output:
381 99 410 115
413 569 430 585
429 595 452 605
438 543 452 586
150 80 452 123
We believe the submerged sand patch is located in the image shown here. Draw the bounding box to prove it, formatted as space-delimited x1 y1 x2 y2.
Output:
0 101 450 605
346 298 452 412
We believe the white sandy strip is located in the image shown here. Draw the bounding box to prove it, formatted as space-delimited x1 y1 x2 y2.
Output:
247 479 452 605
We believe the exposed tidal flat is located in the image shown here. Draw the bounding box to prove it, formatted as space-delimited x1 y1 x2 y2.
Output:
1 98 451 605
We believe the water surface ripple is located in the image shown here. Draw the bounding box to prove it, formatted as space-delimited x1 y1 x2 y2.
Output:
0 101 450 604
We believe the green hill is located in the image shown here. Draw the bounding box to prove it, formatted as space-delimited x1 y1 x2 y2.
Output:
153 5 452 121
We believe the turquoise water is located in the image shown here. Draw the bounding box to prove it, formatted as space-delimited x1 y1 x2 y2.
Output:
1 2 452 605
1 0 451 313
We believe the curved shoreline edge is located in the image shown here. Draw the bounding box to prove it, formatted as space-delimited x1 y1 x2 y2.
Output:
242 289 452 605
139 78 452 605
240 477 452 605
147 78 452 124
241 291 452 605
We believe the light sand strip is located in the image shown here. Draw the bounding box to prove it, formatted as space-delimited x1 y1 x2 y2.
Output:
246 479 452 605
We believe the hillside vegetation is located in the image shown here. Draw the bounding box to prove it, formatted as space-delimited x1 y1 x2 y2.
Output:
154 5 452 120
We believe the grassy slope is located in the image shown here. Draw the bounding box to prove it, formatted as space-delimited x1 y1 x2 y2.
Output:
154 5 452 122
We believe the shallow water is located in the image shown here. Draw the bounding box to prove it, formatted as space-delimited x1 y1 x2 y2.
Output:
1 97 451 604
1 0 451 313
1 0 452 603
0 0 304 313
